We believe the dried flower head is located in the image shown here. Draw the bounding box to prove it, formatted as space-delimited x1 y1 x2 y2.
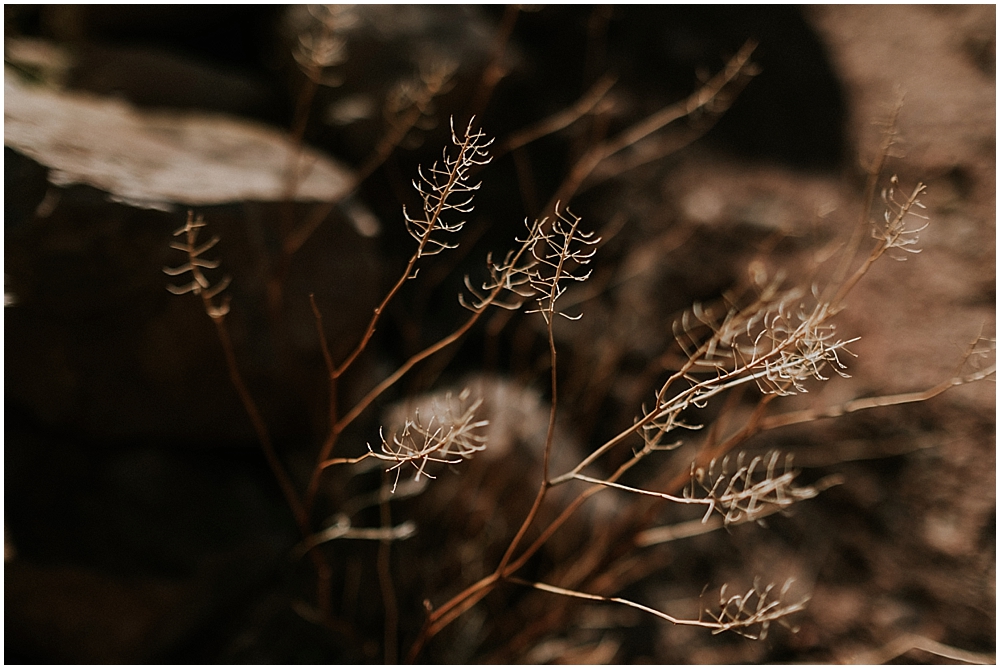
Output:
704 578 808 639
459 207 599 320
685 451 824 526
292 5 358 85
524 207 599 324
752 297 858 396
370 388 488 491
404 117 493 258
875 176 928 259
163 212 231 319
385 55 458 134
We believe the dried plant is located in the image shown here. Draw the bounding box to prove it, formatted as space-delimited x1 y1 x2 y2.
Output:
403 154 995 661
506 575 806 642
385 56 458 139
162 213 319 597
291 4 358 85
543 39 759 212
162 212 231 319
523 208 599 323
459 208 599 317
326 389 490 492
685 451 825 526
404 118 492 257
283 4 358 200
162 77 993 661
704 578 807 639
875 176 929 259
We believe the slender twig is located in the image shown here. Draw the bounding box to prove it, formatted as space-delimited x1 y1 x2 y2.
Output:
506 576 807 639
466 4 522 118
498 74 618 156
846 633 996 665
378 471 399 664
283 60 457 259
495 210 597 574
545 39 757 211
761 335 996 432
164 213 333 614
411 429 650 654
305 119 493 510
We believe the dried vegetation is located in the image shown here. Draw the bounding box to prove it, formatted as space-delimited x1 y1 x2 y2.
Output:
7 5 995 664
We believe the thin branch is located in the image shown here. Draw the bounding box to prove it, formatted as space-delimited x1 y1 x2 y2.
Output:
298 515 416 553
412 431 652 653
762 334 995 431
336 118 493 380
507 576 808 640
546 39 757 211
307 199 539 507
845 633 996 665
378 471 399 664
499 74 618 155
283 55 457 258
164 213 333 614
495 209 598 576
305 120 493 509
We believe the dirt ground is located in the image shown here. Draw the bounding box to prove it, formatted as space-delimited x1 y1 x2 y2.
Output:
5 6 995 664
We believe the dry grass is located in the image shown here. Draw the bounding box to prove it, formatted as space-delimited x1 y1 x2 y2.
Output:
160 23 994 663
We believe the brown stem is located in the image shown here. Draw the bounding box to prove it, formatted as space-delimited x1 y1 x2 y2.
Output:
336 123 479 382
826 99 901 300
306 295 494 510
209 313 334 613
207 311 304 526
304 126 484 511
496 211 584 575
495 482 548 581
546 39 757 211
283 66 452 260
761 363 996 433
377 472 398 664
498 74 618 156
409 436 650 660
466 4 521 118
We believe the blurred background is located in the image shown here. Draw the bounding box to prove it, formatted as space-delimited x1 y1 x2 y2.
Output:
4 5 995 663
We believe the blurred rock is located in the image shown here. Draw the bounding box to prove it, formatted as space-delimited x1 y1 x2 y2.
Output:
5 62 357 212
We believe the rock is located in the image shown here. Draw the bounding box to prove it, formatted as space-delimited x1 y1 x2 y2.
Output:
5 63 356 212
